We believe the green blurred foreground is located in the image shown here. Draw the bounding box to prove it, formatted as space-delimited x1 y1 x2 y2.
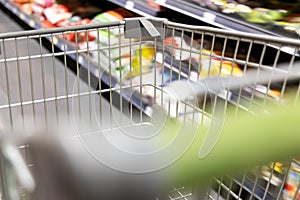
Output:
159 101 300 187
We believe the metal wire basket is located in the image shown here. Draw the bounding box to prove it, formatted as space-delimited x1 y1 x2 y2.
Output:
0 17 299 200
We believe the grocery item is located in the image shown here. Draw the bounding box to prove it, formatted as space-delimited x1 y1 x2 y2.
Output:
164 37 243 78
31 3 44 15
21 3 33 15
89 10 124 45
221 3 252 14
283 161 300 200
43 4 72 25
124 44 155 80
11 0 31 3
34 0 54 8
90 8 135 44
56 16 81 27
236 6 289 25
64 18 95 42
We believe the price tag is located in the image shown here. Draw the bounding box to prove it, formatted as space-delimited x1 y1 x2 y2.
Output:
203 12 216 22
12 7 17 14
29 20 35 27
125 1 134 10
52 36 58 45
20 13 25 20
78 56 83 64
155 0 166 4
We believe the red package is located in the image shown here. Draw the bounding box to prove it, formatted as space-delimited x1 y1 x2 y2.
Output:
43 4 72 25
60 18 95 42
34 0 54 8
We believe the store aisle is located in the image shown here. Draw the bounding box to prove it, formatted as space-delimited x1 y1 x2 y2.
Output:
0 9 23 32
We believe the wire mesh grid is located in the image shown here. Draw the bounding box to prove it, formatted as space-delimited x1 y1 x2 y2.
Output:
0 19 300 200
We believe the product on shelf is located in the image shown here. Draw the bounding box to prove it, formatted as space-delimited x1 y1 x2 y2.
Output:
56 15 81 27
283 160 300 200
34 0 54 8
31 3 45 15
163 36 243 78
21 3 33 15
57 17 95 42
125 44 155 79
89 8 136 45
11 0 31 3
184 0 300 37
238 8 287 24
107 43 155 81
43 4 72 25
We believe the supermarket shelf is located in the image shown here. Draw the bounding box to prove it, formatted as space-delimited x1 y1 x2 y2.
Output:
106 0 159 17
155 0 297 38
0 0 151 113
0 0 40 30
0 0 100 81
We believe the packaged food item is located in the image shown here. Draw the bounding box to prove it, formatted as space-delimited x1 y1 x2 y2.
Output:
164 36 243 78
221 3 252 14
89 11 122 45
43 4 72 25
283 161 300 200
124 44 155 79
238 8 287 24
31 3 45 15
92 10 124 24
56 16 81 27
42 19 57 28
34 0 54 8
90 8 136 44
74 19 95 42
21 3 33 15
109 44 155 81
11 0 31 4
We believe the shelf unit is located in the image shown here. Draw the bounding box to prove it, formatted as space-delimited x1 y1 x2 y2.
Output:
106 0 159 17
0 0 155 113
155 0 300 39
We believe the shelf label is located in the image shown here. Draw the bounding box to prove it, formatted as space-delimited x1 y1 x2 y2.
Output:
29 20 35 27
78 56 83 64
52 36 58 45
125 1 134 10
12 7 17 14
203 12 216 22
155 0 166 4
20 13 25 20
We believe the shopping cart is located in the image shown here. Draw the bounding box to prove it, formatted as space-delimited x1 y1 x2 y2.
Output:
0 17 300 200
